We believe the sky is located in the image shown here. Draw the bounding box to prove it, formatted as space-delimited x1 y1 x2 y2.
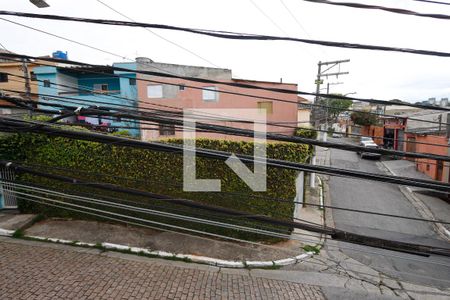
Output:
1 0 450 103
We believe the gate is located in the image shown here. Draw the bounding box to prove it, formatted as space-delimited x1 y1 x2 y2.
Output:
0 166 17 209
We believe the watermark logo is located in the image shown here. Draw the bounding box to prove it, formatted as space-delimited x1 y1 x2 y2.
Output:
183 108 267 192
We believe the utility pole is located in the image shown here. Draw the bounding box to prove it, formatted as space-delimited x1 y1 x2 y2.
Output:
312 59 349 133
310 59 349 189
21 58 32 116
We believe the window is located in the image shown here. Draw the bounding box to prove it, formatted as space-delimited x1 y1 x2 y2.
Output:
43 79 51 87
257 101 273 114
159 124 175 136
93 84 108 92
179 84 185 91
147 85 163 98
0 73 8 82
30 72 37 81
202 86 218 102
129 78 136 86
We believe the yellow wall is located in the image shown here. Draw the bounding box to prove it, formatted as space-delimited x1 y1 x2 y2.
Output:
0 61 40 106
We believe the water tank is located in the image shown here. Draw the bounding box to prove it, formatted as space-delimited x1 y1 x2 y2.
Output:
440 98 449 107
135 57 153 64
52 51 68 60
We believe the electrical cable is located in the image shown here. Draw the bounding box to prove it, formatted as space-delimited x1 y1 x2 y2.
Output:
14 190 450 266
4 178 323 231
3 159 450 256
413 0 450 5
3 95 449 163
95 0 221 68
3 52 449 112
1 11 450 57
302 0 450 20
4 161 449 226
9 71 448 132
1 116 450 193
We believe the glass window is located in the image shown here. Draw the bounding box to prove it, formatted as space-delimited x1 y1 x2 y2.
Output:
0 73 9 82
43 79 51 87
147 85 163 98
179 84 185 91
94 84 108 92
257 101 273 114
129 78 136 86
159 124 175 136
30 72 37 81
202 86 218 102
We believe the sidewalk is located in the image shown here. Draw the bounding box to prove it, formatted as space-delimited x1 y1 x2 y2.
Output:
380 159 450 240
0 237 324 300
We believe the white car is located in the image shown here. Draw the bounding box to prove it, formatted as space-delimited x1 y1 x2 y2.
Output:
359 137 381 159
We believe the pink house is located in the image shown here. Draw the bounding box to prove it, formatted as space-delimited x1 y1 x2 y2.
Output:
136 58 299 140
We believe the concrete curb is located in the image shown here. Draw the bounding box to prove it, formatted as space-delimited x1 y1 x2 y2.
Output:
0 230 315 269
379 161 450 241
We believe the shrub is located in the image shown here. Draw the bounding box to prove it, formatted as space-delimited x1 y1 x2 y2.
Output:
1 133 310 242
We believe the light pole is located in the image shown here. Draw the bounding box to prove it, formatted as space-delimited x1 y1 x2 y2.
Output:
30 0 50 8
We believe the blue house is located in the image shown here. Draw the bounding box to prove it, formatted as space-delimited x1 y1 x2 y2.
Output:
33 62 140 137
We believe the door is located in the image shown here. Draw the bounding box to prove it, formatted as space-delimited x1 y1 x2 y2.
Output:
0 167 17 209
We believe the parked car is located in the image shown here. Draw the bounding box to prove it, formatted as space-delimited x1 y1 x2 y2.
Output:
332 132 343 138
359 137 381 159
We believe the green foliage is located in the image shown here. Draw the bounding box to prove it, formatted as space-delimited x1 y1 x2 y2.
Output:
350 111 378 126
319 95 352 122
303 244 320 254
293 127 316 156
0 133 310 242
12 228 25 238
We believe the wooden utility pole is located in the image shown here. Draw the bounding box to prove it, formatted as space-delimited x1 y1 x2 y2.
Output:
21 58 32 116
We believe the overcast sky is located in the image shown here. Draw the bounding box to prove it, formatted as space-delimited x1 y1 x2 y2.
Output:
1 0 450 103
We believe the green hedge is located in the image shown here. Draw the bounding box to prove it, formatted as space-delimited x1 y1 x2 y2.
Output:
0 132 310 242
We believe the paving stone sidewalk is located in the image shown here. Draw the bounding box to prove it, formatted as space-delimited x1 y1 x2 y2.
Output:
0 238 324 300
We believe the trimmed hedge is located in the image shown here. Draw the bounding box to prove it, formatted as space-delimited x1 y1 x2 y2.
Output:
0 132 310 241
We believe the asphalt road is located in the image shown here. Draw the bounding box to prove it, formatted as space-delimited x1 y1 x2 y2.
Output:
326 141 450 288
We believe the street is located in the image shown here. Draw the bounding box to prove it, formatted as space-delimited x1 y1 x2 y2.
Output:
326 141 450 288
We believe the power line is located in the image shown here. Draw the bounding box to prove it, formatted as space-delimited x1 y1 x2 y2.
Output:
3 159 450 256
4 95 450 163
7 69 448 132
5 163 449 226
3 95 450 163
302 0 450 20
1 10 450 57
95 0 220 68
16 193 450 273
249 0 290 35
413 0 450 5
6 79 446 150
1 118 450 192
2 52 449 113
280 0 312 38
6 83 450 150
8 63 450 126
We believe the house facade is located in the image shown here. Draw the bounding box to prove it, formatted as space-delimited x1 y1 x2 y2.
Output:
404 111 449 182
135 58 299 141
0 50 43 115
34 62 140 137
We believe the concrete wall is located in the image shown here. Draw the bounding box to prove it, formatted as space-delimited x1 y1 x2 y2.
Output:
34 64 140 137
137 62 298 141
404 134 448 181
297 109 310 125
0 61 41 107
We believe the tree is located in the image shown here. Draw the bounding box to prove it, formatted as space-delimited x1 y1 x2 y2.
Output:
320 94 352 122
350 111 378 126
